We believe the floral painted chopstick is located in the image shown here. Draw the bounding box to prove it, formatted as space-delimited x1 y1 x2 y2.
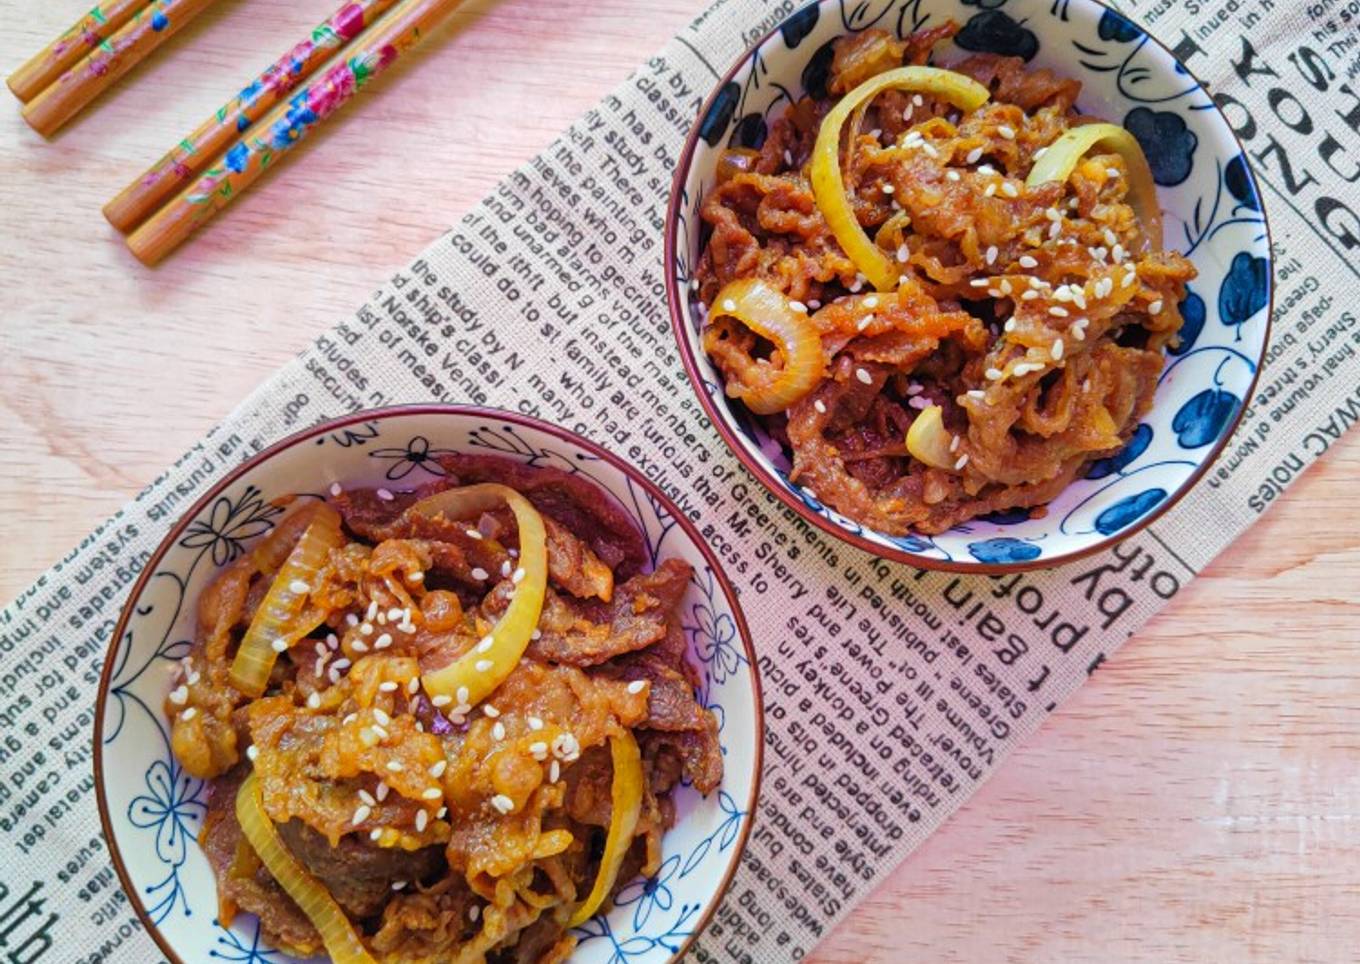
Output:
125 0 468 266
22 0 223 138
104 0 404 233
7 0 150 102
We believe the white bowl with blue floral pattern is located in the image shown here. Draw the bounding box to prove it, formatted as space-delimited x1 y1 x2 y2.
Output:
666 0 1272 571
94 406 762 963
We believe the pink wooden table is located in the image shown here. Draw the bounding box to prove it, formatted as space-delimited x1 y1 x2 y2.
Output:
1 1 1357 959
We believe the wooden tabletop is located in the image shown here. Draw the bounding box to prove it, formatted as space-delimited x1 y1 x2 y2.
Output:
2 1 1357 960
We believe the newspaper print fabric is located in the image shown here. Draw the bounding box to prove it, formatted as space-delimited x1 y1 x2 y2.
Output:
1 0 1357 961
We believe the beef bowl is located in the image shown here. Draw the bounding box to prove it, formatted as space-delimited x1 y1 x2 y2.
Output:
95 405 761 964
666 0 1272 571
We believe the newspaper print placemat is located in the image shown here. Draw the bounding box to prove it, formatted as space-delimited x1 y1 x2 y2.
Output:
1 0 1357 960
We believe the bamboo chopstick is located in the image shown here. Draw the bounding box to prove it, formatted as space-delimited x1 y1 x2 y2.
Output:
105 0 404 233
22 0 222 139
7 0 151 102
126 0 466 266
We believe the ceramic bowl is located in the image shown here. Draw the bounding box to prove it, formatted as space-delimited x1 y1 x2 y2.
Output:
666 0 1272 571
94 405 762 963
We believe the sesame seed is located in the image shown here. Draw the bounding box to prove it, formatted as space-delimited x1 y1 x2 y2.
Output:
512 568 526 585
470 567 488 581
1050 306 1070 317
1001 182 1019 198
1106 167 1121 178
1022 290 1040 301
377 612 387 625
376 488 395 502
998 125 1016 140
550 761 561 783
858 314 874 331
371 708 390 727
423 787 443 800
360 622 373 636
984 184 997 197
386 760 404 773
271 638 288 653
882 183 895 194
949 435 961 453
370 827 383 841
465 528 483 540
415 810 428 833
1122 271 1138 288
346 613 359 627
352 805 371 825
1019 255 1038 269
906 382 924 396
970 278 991 288
1149 299 1164 315
1083 378 1093 392
1112 244 1127 264
814 399 827 414
908 396 931 411
475 659 494 673
985 246 999 265
627 680 647 695
978 164 996 176
528 716 544 731
307 692 321 709
456 686 470 704
784 149 793 166
407 677 419 695
290 580 311 595
1052 339 1065 360
352 639 369 653
1055 287 1073 303
790 300 808 313
431 694 452 707
1030 277 1049 290
1103 228 1119 247
529 741 549 760
856 368 873 385
722 298 737 313
1004 318 1017 332
530 628 542 641
492 722 506 741
1045 207 1061 222
1073 290 1087 310
169 685 188 705
966 147 983 165
1034 147 1049 160
329 482 343 497
376 781 390 801
954 454 970 470
999 280 1013 296
500 560 512 578
808 299 821 309
375 633 393 650
946 170 961 182
378 681 398 693
358 789 376 806
985 367 1004 381
476 636 493 653
1072 324 1086 341
1048 221 1062 239
988 288 1003 299
922 143 940 159
366 601 379 620
246 745 259 761
437 806 447 818
903 105 914 121
333 658 350 670
491 794 514 814
429 760 447 778
483 704 500 718
409 571 424 583
469 905 480 922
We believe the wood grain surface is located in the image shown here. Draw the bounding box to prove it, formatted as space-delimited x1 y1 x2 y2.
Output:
1 1 1356 961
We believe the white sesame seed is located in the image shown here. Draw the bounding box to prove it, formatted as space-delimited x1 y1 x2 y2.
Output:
377 612 387 625
903 104 914 122
1055 287 1073 303
978 164 996 176
856 368 873 385
808 299 821 309
857 314 874 331
949 435 961 453
483 704 500 718
378 681 398 693
374 633 393 650
1001 182 1019 198
988 288 1003 298
906 382 924 396
1004 317 1017 332
271 638 288 653
491 794 514 814
454 686 469 706
407 677 419 695
814 399 827 414
329 482 343 497
970 278 991 288
550 760 561 783
409 571 424 583
1149 299 1164 315
1103 228 1119 248
431 694 452 707
359 622 373 636
468 905 480 922
922 143 940 159
370 827 383 841
968 389 986 401
333 658 350 670
1050 306 1070 317
954 454 970 470
358 789 376 806
169 685 188 705
966 147 983 165
246 745 259 761
1022 290 1040 301
999 280 1013 296
423 787 442 800
429 760 447 778
346 613 359 627
500 560 512 578
789 300 808 313
465 528 483 540
984 183 997 197
1052 338 1065 360
896 243 910 263
1122 271 1138 288
986 367 1004 381
386 760 404 772
881 183 895 195
415 810 428 833
722 298 737 313
437 806 447 819
290 580 311 595
1106 167 1121 178
1049 221 1063 239
376 781 390 801
1033 147 1049 160
470 567 489 581
1112 244 1127 264
1030 277 1050 290
627 680 647 695
376 488 395 502
307 692 321 709
1073 290 1088 310
475 659 494 673
1083 378 1093 392
352 805 371 825
998 125 1016 140
1019 255 1038 269
352 639 369 653
946 170 962 182
784 149 793 166
530 628 542 641
528 716 543 731
985 246 999 265
912 94 925 107
529 741 549 761
490 722 506 741
512 568 526 585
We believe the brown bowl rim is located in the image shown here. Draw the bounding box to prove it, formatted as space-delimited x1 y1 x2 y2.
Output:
93 403 765 964
663 0 1275 575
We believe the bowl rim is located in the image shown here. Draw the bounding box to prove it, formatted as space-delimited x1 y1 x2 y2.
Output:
93 402 765 964
663 0 1275 574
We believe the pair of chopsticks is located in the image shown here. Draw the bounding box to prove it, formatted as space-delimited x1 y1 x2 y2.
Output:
8 0 466 265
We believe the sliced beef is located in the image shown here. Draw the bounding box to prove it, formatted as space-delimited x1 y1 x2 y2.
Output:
642 723 724 796
274 818 446 919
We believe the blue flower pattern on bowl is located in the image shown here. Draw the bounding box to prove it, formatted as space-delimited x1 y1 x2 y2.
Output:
672 0 1271 568
100 414 759 964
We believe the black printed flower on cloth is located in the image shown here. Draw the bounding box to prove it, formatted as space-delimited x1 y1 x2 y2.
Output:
179 484 283 566
954 10 1039 62
369 435 457 480
1123 107 1197 185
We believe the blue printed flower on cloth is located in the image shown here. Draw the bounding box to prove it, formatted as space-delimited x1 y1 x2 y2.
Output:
689 601 742 684
129 760 205 866
614 854 680 931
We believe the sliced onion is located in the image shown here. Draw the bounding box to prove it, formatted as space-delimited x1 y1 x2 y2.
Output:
704 277 825 414
235 773 377 964
906 404 957 470
413 485 547 708
811 67 991 291
229 503 344 697
1026 123 1163 251
567 731 643 927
